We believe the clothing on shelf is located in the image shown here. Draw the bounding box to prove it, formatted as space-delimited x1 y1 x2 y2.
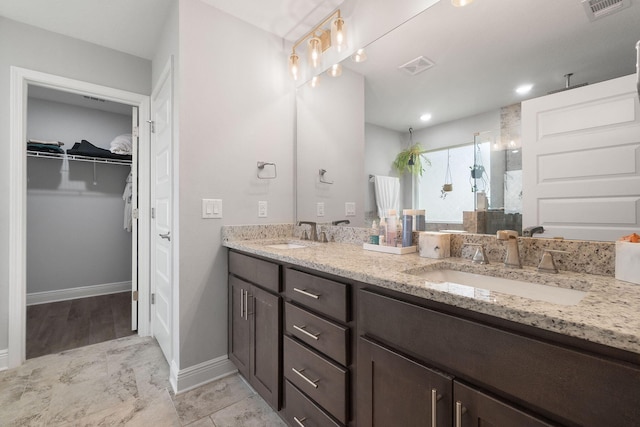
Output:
122 172 133 232
27 139 64 147
110 134 133 155
68 139 132 161
27 141 64 154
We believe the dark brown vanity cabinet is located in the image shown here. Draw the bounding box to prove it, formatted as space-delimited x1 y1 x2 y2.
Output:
228 251 281 410
282 268 352 427
357 288 640 427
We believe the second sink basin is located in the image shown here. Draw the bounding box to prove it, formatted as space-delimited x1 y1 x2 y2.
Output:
411 269 587 306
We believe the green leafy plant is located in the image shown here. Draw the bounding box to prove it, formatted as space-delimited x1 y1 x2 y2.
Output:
393 143 430 176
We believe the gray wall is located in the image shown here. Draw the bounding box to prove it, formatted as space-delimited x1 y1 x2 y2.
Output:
177 1 295 369
26 98 132 294
0 16 151 352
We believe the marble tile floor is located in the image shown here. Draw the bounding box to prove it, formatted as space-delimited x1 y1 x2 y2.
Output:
0 335 286 426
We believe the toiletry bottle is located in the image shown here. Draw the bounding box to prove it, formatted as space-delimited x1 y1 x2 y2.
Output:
386 209 397 247
379 217 387 246
370 221 379 245
402 209 413 247
397 220 403 247
416 209 426 231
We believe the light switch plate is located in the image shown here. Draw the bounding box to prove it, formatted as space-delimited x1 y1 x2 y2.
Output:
317 202 325 217
258 201 268 218
345 202 356 217
202 198 222 219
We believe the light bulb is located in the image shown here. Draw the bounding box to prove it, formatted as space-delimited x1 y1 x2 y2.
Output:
331 16 347 52
310 75 321 88
308 37 322 70
351 48 367 63
288 52 299 81
327 63 342 77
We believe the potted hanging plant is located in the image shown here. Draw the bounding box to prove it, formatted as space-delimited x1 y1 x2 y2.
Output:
393 128 430 176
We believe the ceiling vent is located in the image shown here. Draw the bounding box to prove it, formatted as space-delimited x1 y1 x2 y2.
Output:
582 0 630 21
398 56 435 76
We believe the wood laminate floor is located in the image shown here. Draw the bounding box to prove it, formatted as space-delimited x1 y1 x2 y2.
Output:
26 292 136 359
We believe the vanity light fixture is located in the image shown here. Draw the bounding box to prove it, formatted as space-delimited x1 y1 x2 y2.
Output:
327 63 343 77
516 84 533 95
287 9 347 80
351 48 367 63
452 0 475 6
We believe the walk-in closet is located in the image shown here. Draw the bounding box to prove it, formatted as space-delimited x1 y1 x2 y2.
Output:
25 86 136 358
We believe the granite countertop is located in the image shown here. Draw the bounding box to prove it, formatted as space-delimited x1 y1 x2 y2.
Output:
223 238 640 356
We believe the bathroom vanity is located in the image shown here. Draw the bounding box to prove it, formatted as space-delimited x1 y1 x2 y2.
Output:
225 235 640 427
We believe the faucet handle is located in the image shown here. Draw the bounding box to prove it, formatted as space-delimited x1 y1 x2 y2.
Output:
497 230 518 240
464 243 489 265
537 249 569 274
301 230 309 241
319 231 328 243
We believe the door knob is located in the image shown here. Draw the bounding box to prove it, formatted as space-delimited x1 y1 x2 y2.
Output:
159 231 171 241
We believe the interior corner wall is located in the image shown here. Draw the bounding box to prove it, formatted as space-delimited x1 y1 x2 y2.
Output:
178 1 295 369
0 17 151 353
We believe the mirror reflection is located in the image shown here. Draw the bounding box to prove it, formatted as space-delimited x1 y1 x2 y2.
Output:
296 0 640 239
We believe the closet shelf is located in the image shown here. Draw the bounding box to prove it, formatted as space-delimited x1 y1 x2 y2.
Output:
27 150 132 166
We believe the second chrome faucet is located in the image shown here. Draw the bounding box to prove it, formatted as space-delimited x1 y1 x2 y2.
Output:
497 230 521 268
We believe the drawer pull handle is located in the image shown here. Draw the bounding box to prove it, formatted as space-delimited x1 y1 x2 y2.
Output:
244 291 249 320
293 416 307 427
455 401 467 427
431 388 440 427
293 287 320 299
240 289 244 319
293 324 320 340
292 367 319 388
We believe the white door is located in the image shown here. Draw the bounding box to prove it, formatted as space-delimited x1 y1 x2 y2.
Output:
150 64 173 362
522 74 640 241
131 107 139 330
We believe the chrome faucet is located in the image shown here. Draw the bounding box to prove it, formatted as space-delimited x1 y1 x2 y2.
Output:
523 225 545 237
464 243 489 265
537 249 569 274
497 230 521 268
297 221 318 241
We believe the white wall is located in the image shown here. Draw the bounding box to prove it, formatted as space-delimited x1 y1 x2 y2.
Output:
177 1 294 369
0 17 151 354
297 68 365 226
26 99 132 294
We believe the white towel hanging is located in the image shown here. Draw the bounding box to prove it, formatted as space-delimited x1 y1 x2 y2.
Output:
122 172 133 232
373 175 400 219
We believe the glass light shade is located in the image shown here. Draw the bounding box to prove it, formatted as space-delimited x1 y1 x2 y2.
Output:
310 75 321 88
327 63 342 77
351 48 367 63
288 52 300 81
452 0 474 6
308 37 323 70
331 17 347 52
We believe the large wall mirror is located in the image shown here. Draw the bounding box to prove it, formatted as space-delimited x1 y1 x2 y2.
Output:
296 0 640 238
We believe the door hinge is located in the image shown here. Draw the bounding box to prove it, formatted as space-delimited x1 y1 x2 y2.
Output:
151 293 156 304
147 119 155 133
151 207 156 219
132 208 139 220
132 126 139 138
132 290 138 301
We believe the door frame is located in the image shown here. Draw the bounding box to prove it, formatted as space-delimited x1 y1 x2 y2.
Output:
8 66 151 369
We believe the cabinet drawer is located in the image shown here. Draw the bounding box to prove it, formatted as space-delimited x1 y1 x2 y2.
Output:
284 336 348 424
284 380 341 427
359 289 640 427
229 251 280 292
285 302 349 366
285 269 348 322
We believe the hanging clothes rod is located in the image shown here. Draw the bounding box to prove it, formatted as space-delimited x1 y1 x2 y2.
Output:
26 150 132 166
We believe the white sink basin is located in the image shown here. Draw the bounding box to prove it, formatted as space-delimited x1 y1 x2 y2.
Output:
412 269 587 306
265 243 308 250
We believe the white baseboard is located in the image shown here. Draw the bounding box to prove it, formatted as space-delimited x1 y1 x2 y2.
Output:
27 281 132 306
170 355 237 394
0 349 8 372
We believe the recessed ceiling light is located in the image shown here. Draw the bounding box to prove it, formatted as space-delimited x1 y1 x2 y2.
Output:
420 113 432 121
516 84 533 95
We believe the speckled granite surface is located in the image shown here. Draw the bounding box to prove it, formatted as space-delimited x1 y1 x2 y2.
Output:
222 234 640 355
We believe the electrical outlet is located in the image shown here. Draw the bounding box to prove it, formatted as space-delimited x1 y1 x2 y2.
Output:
345 202 356 217
202 199 222 219
258 201 268 218
317 202 325 217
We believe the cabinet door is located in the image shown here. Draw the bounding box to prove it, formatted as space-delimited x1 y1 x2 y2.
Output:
250 284 281 410
454 381 556 427
357 336 452 427
229 276 250 379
